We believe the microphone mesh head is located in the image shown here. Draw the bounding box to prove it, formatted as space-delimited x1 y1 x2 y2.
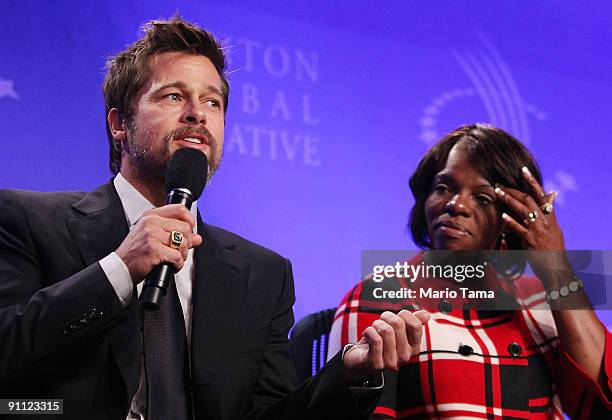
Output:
165 148 208 200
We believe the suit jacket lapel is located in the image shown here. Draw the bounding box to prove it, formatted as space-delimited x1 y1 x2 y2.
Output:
66 180 141 402
190 214 250 419
67 181 129 266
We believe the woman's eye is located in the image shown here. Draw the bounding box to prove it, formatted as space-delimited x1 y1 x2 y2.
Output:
477 195 493 205
434 184 449 194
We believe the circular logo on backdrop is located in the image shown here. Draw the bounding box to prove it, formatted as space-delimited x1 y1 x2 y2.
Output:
417 32 576 206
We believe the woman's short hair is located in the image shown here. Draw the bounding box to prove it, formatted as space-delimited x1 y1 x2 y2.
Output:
408 123 543 250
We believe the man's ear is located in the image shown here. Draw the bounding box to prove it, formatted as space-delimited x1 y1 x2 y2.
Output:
108 108 127 142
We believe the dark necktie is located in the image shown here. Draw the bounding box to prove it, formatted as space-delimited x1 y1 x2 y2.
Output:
143 275 192 420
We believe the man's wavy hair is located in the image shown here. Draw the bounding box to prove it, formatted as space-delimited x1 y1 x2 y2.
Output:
408 124 543 252
102 15 229 175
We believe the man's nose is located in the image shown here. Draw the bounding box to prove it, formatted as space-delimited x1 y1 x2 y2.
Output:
182 102 207 125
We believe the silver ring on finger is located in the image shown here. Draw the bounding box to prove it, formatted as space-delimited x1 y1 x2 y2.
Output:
524 209 538 225
541 203 554 214
540 191 557 215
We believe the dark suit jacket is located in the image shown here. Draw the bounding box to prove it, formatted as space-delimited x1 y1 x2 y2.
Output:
0 181 370 419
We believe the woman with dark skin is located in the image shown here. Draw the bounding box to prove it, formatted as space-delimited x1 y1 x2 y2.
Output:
425 132 605 383
331 124 611 418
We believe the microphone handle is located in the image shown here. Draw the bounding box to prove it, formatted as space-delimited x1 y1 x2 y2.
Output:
141 189 195 310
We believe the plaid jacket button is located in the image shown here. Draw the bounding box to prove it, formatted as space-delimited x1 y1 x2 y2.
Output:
438 300 452 314
458 344 473 356
508 342 522 357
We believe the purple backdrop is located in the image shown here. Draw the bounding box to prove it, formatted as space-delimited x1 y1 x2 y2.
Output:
1 0 610 326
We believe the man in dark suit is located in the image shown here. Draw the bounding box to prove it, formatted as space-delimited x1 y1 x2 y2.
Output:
0 16 430 419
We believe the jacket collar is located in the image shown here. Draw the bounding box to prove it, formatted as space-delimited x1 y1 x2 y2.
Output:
68 179 130 266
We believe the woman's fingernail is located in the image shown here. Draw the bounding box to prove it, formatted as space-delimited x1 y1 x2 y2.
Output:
495 187 504 196
522 166 531 176
501 212 510 221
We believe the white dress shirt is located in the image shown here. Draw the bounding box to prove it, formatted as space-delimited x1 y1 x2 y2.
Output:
98 173 197 419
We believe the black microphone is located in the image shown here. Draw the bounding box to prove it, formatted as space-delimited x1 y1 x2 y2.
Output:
141 148 208 310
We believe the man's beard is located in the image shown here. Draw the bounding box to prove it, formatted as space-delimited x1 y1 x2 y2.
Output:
124 122 222 187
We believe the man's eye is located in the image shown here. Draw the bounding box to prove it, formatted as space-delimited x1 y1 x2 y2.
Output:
205 99 221 109
165 93 181 102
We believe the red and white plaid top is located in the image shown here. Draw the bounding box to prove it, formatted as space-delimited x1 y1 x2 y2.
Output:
328 261 611 419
